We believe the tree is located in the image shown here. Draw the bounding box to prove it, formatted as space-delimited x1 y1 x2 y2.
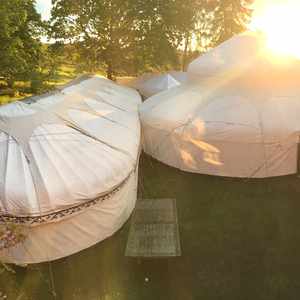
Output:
50 0 195 77
173 0 205 70
129 0 180 74
51 0 136 79
128 0 206 73
0 0 45 88
196 0 253 49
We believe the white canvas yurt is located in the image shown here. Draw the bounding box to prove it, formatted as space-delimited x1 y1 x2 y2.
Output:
133 72 187 98
0 76 141 264
187 32 265 81
140 32 300 178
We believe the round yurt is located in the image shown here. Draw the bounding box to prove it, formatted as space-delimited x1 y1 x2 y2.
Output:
0 76 141 264
133 72 187 98
140 32 300 178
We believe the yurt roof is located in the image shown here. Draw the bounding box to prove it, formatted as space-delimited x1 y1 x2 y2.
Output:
133 72 186 98
0 76 141 219
188 31 300 89
187 31 266 80
140 81 300 143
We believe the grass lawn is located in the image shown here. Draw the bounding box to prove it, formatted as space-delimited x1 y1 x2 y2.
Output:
0 66 132 106
0 64 79 105
1 154 300 300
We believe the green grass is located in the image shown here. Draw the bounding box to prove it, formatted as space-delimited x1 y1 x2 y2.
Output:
2 154 300 300
46 64 79 87
0 64 80 105
0 64 108 106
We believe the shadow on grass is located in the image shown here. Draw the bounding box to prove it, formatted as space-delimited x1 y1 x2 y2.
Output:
2 153 300 300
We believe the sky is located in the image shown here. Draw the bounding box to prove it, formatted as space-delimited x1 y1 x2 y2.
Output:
35 0 52 20
34 0 282 25
34 0 281 24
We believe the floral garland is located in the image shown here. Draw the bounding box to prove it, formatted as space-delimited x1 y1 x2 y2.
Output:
0 224 26 251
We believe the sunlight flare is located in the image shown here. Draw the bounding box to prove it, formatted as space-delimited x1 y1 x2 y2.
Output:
250 0 300 58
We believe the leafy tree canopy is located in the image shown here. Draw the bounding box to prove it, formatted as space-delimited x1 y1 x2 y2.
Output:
0 0 45 87
199 0 253 48
50 0 208 77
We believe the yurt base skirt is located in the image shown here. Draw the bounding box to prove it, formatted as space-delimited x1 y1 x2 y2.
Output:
142 123 299 178
0 171 138 265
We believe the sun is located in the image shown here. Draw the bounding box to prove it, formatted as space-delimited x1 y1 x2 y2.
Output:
249 0 300 59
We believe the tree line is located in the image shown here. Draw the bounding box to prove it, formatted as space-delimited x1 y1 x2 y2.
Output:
0 0 253 92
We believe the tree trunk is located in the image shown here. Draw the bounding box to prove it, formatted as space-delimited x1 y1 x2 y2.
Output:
106 62 114 80
298 139 300 175
6 78 14 89
182 32 190 71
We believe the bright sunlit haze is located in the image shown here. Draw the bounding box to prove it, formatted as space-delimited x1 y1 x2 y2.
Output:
250 0 300 59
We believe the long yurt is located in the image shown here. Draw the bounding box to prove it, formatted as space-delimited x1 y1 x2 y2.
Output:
0 76 141 264
140 32 300 178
